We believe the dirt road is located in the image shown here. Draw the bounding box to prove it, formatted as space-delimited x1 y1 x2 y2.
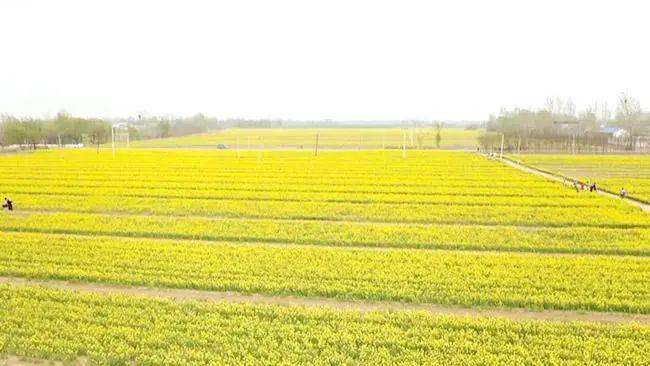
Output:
497 157 650 212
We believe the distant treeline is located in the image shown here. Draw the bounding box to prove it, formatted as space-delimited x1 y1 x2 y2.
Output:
0 112 110 150
0 111 472 151
480 94 650 153
0 112 288 150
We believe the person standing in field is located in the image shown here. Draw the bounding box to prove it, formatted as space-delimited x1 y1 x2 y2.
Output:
2 197 13 211
573 180 579 192
620 188 627 198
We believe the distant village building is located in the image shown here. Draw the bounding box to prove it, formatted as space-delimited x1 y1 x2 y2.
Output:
595 127 629 149
553 120 582 137
599 127 628 139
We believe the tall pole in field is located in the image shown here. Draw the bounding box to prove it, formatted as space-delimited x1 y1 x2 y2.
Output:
111 125 115 158
402 129 406 159
572 134 576 156
499 133 504 158
315 131 319 156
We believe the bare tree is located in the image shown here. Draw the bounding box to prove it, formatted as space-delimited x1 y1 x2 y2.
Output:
598 102 611 124
544 97 556 115
615 92 641 149
564 98 576 118
616 93 641 120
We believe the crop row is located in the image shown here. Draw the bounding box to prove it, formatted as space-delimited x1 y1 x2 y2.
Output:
0 173 558 190
2 163 514 176
0 178 583 198
8 194 650 228
4 168 530 183
1 212 649 255
0 149 493 167
513 154 650 173
0 155 533 186
2 232 648 313
7 194 646 227
2 186 607 206
0 157 535 177
2 285 649 365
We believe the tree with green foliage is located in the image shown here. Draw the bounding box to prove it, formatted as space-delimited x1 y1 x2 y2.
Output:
477 131 501 151
158 120 172 138
87 119 111 153
22 119 45 149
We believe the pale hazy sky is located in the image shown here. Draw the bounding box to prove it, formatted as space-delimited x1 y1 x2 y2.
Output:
0 0 648 121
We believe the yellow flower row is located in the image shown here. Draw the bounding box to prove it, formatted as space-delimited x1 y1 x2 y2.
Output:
1 285 648 364
1 212 648 255
1 232 648 313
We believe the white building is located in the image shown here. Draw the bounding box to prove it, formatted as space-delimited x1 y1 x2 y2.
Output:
599 127 627 139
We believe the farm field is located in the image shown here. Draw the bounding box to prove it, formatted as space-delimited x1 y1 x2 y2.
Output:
121 127 482 149
512 154 650 203
2 285 649 365
0 149 648 364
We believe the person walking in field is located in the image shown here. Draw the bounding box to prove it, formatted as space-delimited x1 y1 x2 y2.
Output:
620 188 627 198
2 197 13 211
590 182 597 192
573 180 580 192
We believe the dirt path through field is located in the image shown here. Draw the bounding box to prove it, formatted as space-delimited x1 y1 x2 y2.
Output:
1 276 647 325
497 157 650 212
0 355 89 366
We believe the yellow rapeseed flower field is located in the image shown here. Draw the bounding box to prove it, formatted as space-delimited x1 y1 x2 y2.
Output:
0 149 648 363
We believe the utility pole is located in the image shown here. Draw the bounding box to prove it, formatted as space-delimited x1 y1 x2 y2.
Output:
499 133 504 158
572 134 576 155
314 131 319 156
402 129 406 159
57 134 63 158
111 125 115 158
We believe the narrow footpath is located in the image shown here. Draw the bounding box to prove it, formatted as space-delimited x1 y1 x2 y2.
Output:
1 276 648 325
497 157 650 212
